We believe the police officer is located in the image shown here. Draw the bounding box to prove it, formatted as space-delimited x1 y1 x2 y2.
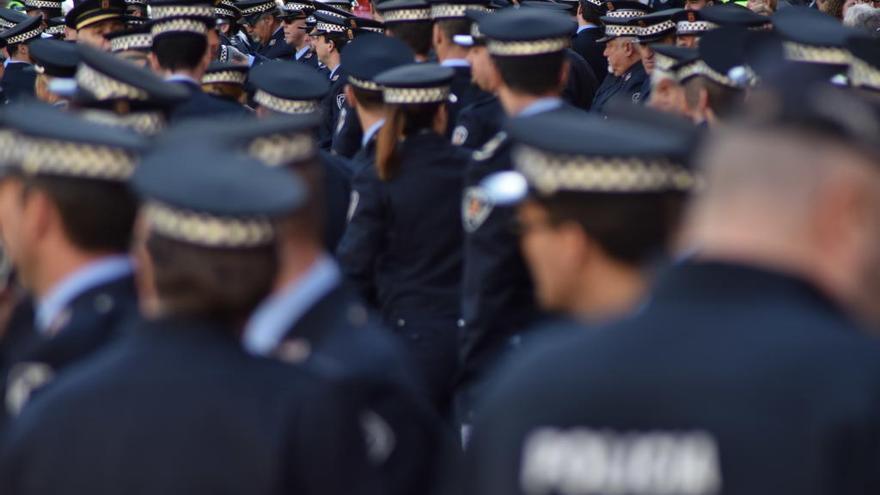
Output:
147 0 252 122
672 8 714 48
0 17 43 103
201 61 251 108
239 0 297 59
573 0 608 84
231 117 449 495
429 0 491 137
280 2 322 70
311 12 351 149
0 104 146 432
337 63 471 413
458 6 586 441
27 39 77 107
1 137 381 495
71 44 189 135
646 44 695 115
449 11 503 149
631 8 680 104
377 0 434 62
65 0 127 49
462 83 880 495
339 34 414 170
105 26 153 67
590 0 651 113
22 0 61 26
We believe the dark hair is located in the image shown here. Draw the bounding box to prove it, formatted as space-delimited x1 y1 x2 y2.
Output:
436 18 470 39
535 191 679 265
375 102 443 181
275 158 324 244
492 50 567 95
7 43 21 57
578 0 604 25
320 32 349 53
684 76 745 120
146 234 277 326
152 33 207 71
22 175 136 253
350 86 383 112
387 21 432 56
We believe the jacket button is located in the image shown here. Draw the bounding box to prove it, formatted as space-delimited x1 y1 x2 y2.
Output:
396 318 406 327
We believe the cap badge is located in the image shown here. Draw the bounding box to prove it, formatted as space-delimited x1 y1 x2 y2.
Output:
462 186 493 233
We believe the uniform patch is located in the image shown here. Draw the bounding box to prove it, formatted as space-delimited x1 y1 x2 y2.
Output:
360 410 396 464
632 91 641 102
6 362 55 416
462 186 494 233
472 131 507 161
347 190 359 222
336 93 346 110
451 125 469 146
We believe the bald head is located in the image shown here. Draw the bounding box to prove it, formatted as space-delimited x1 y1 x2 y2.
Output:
682 125 880 326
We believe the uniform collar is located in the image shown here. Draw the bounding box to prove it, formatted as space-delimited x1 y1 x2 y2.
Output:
295 45 310 60
577 25 599 34
517 97 563 117
242 254 340 355
36 255 134 336
361 118 385 148
165 74 201 87
441 58 470 68
327 63 341 80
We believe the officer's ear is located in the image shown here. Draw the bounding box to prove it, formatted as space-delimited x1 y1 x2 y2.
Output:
432 23 444 50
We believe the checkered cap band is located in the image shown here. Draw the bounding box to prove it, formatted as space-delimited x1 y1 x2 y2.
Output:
348 75 381 91
109 32 152 52
24 0 62 9
314 20 346 32
0 19 15 29
638 19 674 38
284 2 312 10
605 8 645 18
514 144 695 194
380 7 431 21
241 1 276 15
79 110 165 135
850 57 880 91
254 89 320 114
247 132 316 166
487 37 569 56
5 24 44 45
675 20 715 35
151 17 209 36
215 5 237 17
604 23 639 37
676 58 754 88
430 3 487 19
202 69 248 85
383 85 450 104
148 4 213 19
144 200 276 248
77 62 150 101
20 136 137 181
783 41 849 65
45 24 66 35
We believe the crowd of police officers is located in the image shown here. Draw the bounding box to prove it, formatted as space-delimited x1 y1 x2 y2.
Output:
0 0 876 492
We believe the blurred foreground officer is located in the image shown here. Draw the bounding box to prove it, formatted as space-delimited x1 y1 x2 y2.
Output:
338 63 470 413
462 86 880 495
0 105 145 429
457 6 585 438
237 117 449 495
0 145 380 495
27 39 78 106
0 17 44 103
478 110 695 333
647 44 695 115
147 0 251 122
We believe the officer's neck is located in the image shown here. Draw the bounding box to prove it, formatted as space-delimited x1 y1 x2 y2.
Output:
569 258 648 325
355 103 384 134
273 234 324 293
497 86 560 117
31 246 120 301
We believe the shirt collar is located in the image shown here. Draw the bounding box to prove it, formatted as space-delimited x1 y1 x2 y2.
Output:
577 25 599 34
166 74 200 86
361 119 385 149
328 64 341 80
36 256 134 336
4 59 28 67
441 58 470 68
295 45 310 60
516 97 563 117
242 255 340 355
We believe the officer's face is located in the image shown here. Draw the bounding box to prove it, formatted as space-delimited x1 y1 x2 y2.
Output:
636 43 655 75
0 179 25 277
603 38 637 77
282 18 307 46
314 35 333 63
468 46 501 93
676 35 698 48
648 78 688 117
78 19 125 51
684 0 712 10
517 201 579 312
251 13 276 44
